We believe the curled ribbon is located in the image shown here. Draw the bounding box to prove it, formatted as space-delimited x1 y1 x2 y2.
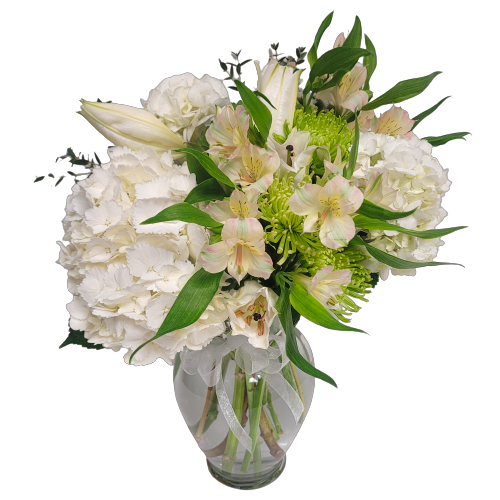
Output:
181 333 305 453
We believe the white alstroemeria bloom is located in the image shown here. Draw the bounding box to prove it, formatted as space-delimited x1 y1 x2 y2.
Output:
255 58 303 137
269 127 330 181
201 218 273 283
206 105 249 158
79 100 185 157
141 73 229 142
317 63 369 115
289 176 364 249
84 200 125 234
225 280 278 349
323 146 347 178
371 106 415 139
219 143 280 194
294 267 352 308
206 189 260 223
82 237 118 263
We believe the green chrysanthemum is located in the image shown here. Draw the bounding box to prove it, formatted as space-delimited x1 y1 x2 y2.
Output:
294 108 354 170
298 246 374 322
259 173 323 265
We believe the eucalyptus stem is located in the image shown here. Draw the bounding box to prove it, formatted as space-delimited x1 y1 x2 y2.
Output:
221 364 246 474
241 375 266 473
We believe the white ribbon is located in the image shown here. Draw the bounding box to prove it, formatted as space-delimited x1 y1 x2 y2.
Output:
181 334 304 453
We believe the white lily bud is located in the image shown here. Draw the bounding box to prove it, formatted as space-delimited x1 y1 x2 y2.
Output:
79 100 185 158
255 59 303 137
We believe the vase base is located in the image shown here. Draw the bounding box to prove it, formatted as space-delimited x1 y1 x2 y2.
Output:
206 457 286 490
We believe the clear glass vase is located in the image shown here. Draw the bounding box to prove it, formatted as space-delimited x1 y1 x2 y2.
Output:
173 324 315 490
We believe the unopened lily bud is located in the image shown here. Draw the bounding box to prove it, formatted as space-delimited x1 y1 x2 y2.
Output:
79 100 185 158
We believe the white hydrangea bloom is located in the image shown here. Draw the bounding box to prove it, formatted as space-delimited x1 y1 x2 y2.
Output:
57 146 225 366
141 73 230 142
353 132 450 279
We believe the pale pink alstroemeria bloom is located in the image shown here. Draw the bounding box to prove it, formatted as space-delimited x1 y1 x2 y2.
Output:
219 143 280 194
294 266 352 307
333 32 345 48
289 176 364 249
200 217 273 283
205 105 249 158
371 106 415 139
317 63 369 116
206 189 260 223
348 110 375 132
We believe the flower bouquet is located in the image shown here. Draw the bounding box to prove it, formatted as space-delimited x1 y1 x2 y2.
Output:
51 11 467 490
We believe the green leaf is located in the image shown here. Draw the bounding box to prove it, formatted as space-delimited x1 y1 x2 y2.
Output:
353 215 466 240
60 328 104 350
184 178 226 204
344 111 359 179
129 269 224 364
363 34 377 91
423 132 471 147
276 286 337 388
307 45 318 68
209 234 222 244
289 282 365 333
313 12 334 47
234 80 272 141
343 16 362 49
411 96 450 130
357 199 417 221
254 90 276 109
309 47 372 87
185 145 212 183
362 71 441 111
175 148 234 188
141 202 223 228
350 235 464 269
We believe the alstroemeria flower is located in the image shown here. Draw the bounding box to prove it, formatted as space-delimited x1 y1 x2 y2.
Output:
219 144 280 194
294 266 352 307
371 106 415 139
225 280 278 349
200 218 274 282
206 189 260 223
205 105 249 158
324 145 347 177
269 127 330 181
317 63 369 116
255 58 303 137
289 176 364 249
348 110 375 132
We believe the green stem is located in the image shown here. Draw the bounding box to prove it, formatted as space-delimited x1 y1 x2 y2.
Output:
266 389 283 435
221 364 246 474
241 375 266 473
253 439 262 477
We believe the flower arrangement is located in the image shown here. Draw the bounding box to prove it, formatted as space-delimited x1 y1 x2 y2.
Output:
50 12 467 489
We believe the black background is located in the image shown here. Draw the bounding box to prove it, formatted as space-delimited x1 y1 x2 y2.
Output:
31 6 479 498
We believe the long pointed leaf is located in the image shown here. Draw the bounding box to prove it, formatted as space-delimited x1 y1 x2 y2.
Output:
308 11 334 67
357 199 417 221
411 96 450 130
343 16 362 49
423 132 470 147
175 148 234 188
234 80 272 141
129 269 223 364
184 178 226 204
350 236 463 269
344 111 359 179
363 34 377 91
141 202 222 228
289 282 365 333
185 145 212 183
362 71 441 111
353 215 466 239
276 286 337 388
